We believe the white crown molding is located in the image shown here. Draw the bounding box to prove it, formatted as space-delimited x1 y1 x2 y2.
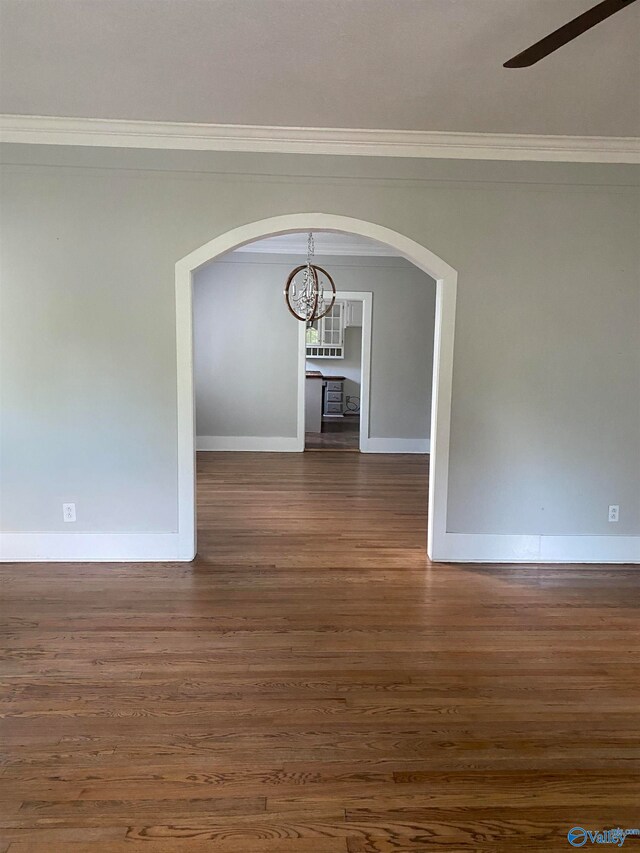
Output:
1 114 639 163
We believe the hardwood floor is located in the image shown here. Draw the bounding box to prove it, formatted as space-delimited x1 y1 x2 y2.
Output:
1 452 639 852
305 418 360 452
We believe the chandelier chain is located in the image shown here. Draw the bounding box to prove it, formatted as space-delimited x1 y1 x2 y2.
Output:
306 231 314 267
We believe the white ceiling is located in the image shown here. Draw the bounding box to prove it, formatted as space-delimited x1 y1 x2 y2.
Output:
1 0 638 138
234 232 400 257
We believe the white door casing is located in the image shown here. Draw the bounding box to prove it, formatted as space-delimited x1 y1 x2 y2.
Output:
175 213 458 562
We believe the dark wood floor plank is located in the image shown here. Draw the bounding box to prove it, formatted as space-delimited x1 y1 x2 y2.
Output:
1 452 639 852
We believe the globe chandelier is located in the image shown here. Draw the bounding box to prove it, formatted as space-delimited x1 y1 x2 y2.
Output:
284 232 336 323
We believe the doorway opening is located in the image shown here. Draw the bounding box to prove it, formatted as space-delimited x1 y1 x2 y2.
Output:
176 214 457 562
304 289 372 453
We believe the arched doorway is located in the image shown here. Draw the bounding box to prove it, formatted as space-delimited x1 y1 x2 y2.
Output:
175 213 458 561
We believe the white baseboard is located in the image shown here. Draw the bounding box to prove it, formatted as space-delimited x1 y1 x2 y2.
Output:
197 435 302 452
0 532 194 563
2 529 637 565
363 437 430 454
431 532 640 564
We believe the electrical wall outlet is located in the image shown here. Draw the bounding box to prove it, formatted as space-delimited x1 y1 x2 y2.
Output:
63 502 76 523
608 505 619 523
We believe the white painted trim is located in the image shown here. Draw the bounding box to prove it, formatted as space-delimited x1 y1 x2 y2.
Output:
428 275 455 556
432 533 640 564
363 438 430 454
0 533 188 563
296 321 306 451
2 115 639 163
197 436 301 452
175 260 197 560
176 213 457 562
2 529 636 564
359 294 372 454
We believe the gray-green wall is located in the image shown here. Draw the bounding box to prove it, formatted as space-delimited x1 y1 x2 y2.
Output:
194 253 436 441
1 145 638 538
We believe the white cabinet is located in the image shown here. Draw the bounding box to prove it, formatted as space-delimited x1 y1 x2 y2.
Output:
320 301 345 347
344 300 363 327
305 300 362 358
306 301 345 359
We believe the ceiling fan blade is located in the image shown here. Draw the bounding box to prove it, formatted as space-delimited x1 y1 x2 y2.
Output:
504 0 638 67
